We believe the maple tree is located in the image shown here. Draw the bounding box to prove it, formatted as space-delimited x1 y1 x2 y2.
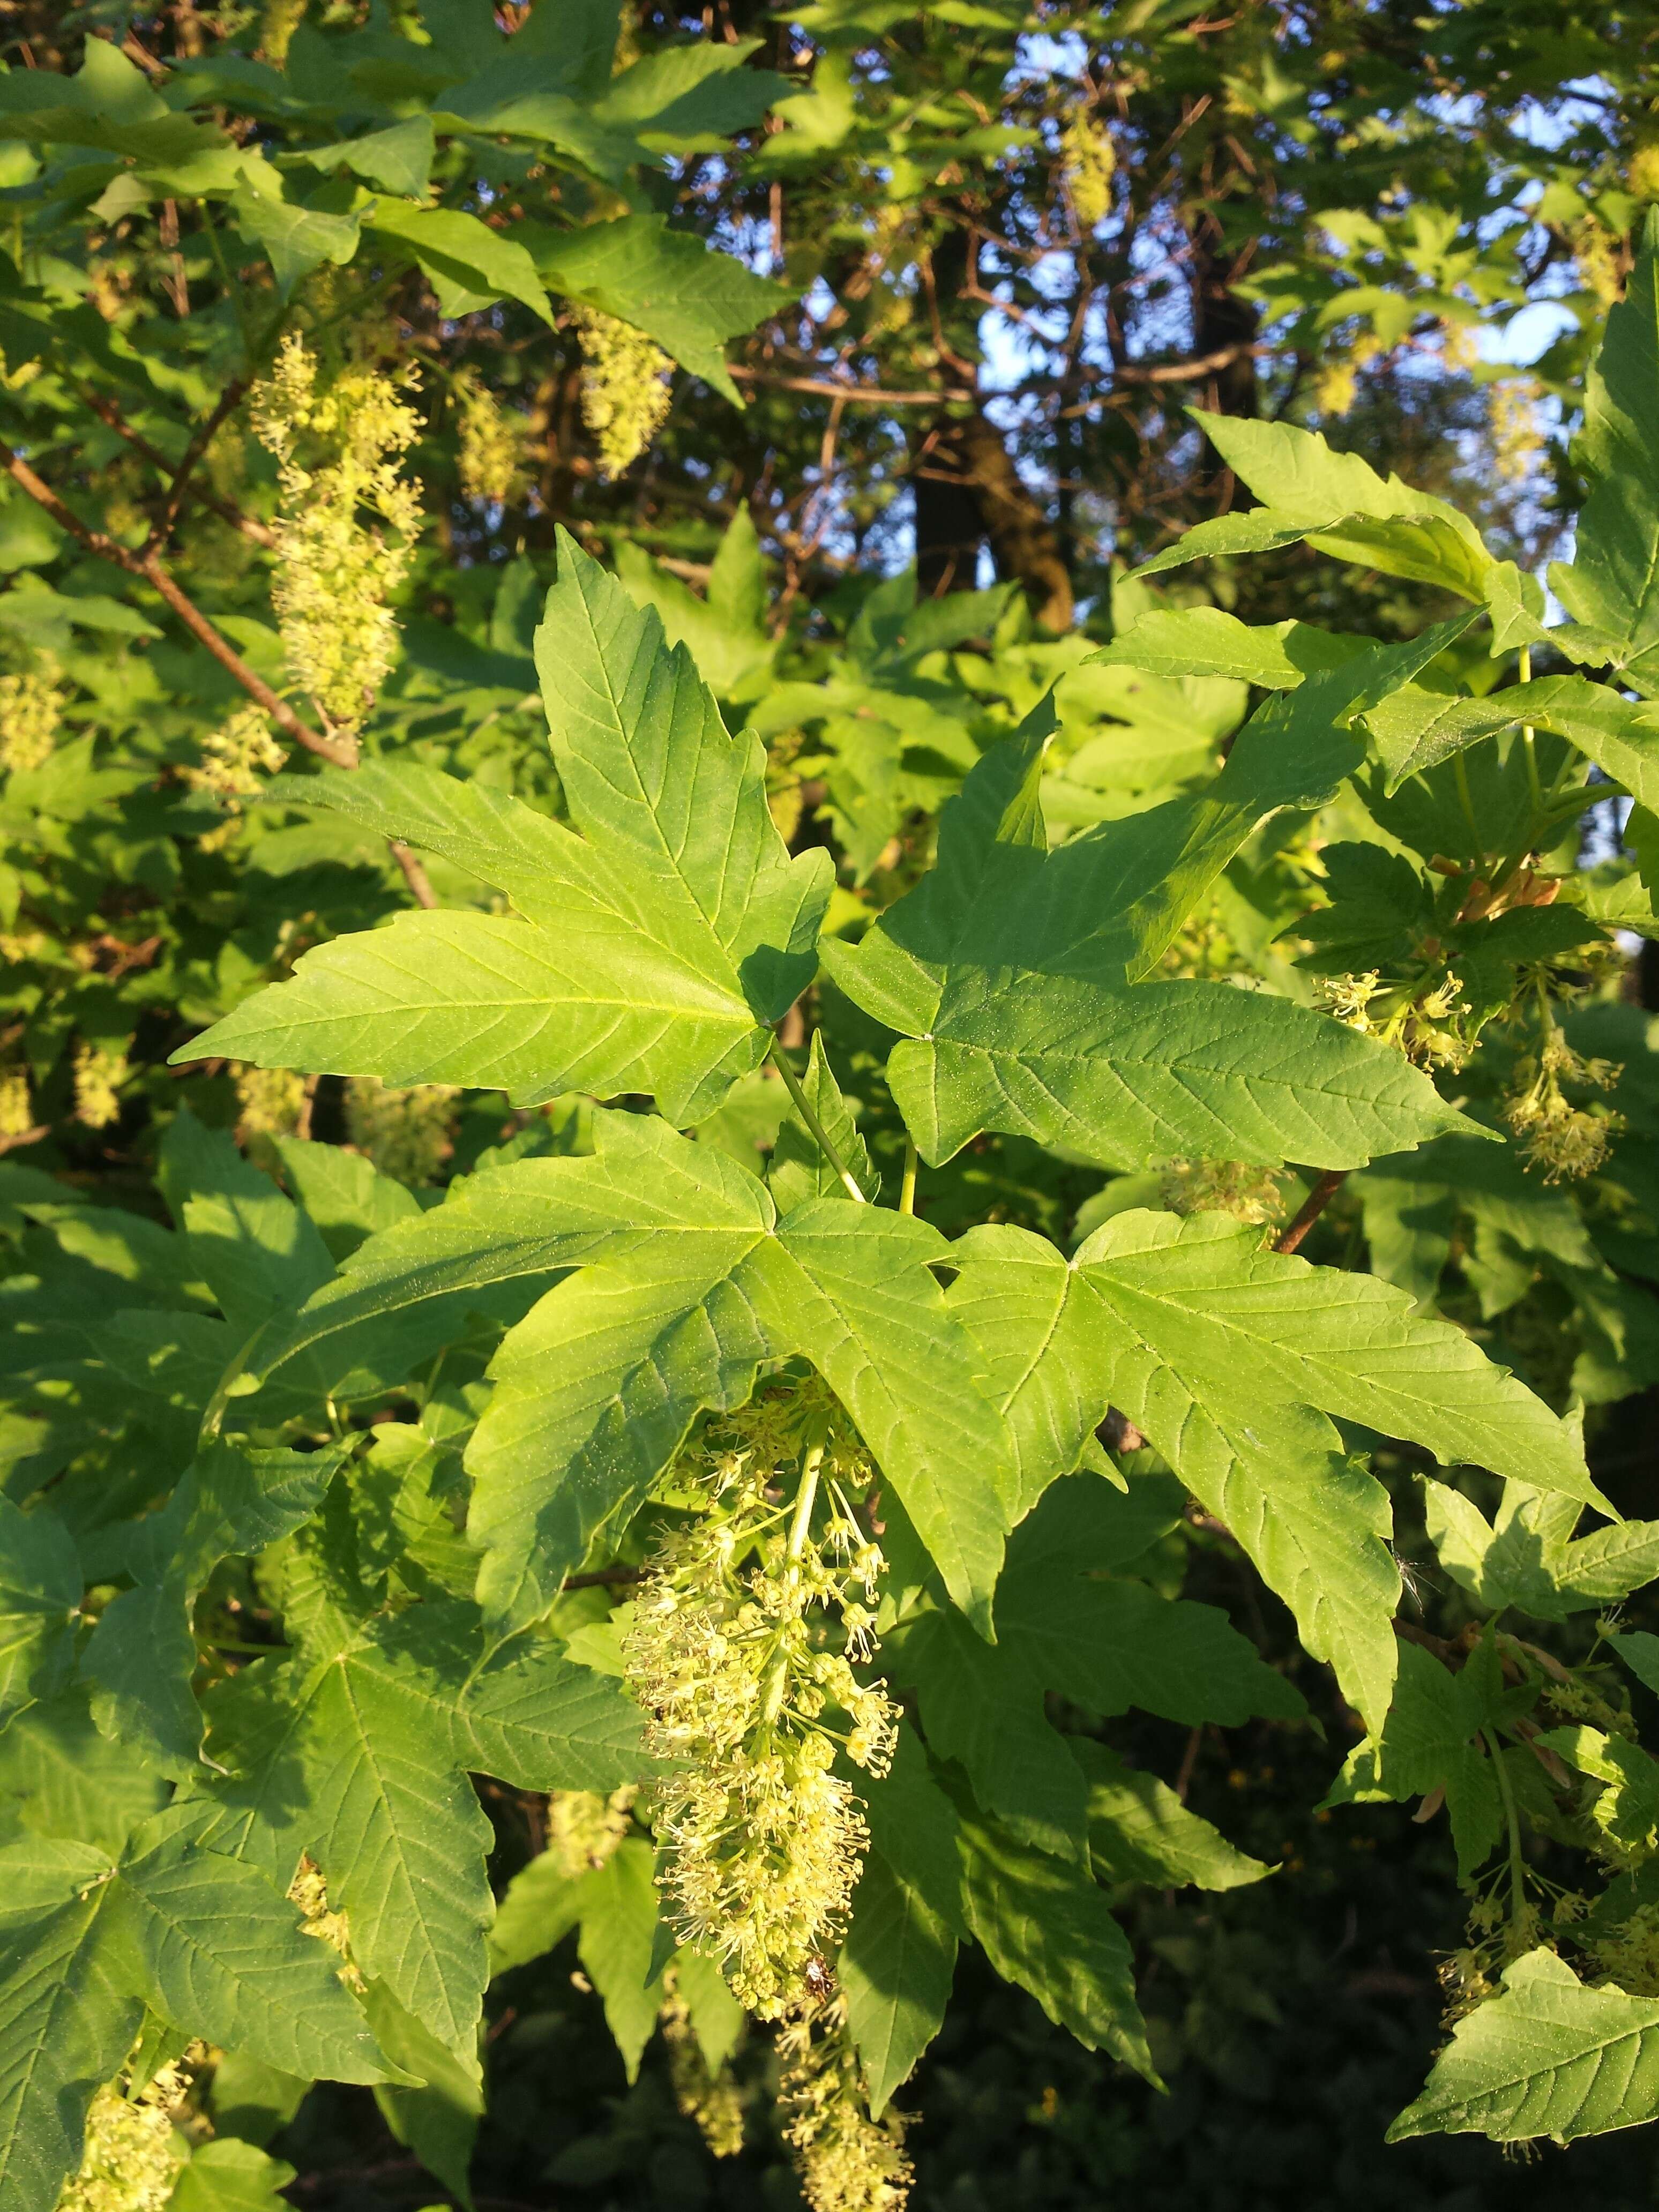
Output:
5 7 1659 2211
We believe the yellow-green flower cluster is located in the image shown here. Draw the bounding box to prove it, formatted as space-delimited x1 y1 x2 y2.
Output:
1489 374 1545 483
1504 1030 1623 1183
547 1785 638 1878
57 2065 188 2212
624 1392 896 2020
343 1076 458 1185
0 664 65 774
779 1994 913 2212
184 703 286 805
1319 968 1474 1071
0 1067 32 1138
1060 108 1116 230
661 1976 746 2158
251 334 421 728
73 1043 128 1131
234 1064 307 1143
454 368 530 506
1160 1158 1286 1227
572 308 673 476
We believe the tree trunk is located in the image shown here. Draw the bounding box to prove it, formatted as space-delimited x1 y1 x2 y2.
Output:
910 229 1074 629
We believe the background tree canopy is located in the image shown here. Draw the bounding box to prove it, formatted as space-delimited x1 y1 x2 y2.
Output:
6 5 1659 2212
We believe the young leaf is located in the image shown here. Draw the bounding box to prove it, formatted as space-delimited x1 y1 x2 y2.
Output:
108 1816 391 2086
1388 1949 1659 2143
177 538 831 1127
82 1442 346 1776
1321 1637 1505 1878
821 697 1482 1170
0 1838 140 2212
1089 608 1370 689
573 1836 670 2082
841 1851 958 2116
531 215 795 403
1359 674 1659 805
362 1979 482 2210
185 1602 642 2061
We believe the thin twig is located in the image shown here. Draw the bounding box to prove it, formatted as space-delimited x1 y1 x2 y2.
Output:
1273 1169 1347 1255
78 386 277 547
151 375 249 546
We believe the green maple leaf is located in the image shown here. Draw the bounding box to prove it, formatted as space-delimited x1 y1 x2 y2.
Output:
820 686 1484 1169
0 1497 78 1729
945 1211 1598 1733
1550 210 1659 694
1137 410 1497 602
1070 1740 1269 1893
173 532 832 1127
247 1109 1017 1632
181 1601 646 2061
0 1818 390 2212
1388 1948 1659 2143
893 1476 1304 1862
954 1801 1159 2081
841 1850 958 2115
81 1441 346 1777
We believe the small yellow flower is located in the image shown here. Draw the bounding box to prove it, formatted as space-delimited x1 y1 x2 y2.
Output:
547 1786 637 1878
234 1064 306 1142
0 1067 32 1138
624 1392 897 2021
184 703 286 806
1504 1030 1623 1182
1160 1159 1286 1226
661 1974 746 2157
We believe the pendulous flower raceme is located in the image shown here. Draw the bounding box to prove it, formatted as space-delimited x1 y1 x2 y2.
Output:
779 1993 914 2212
250 333 421 730
623 1386 897 2024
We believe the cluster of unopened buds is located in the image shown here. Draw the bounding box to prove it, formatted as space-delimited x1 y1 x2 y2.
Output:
624 1389 896 2024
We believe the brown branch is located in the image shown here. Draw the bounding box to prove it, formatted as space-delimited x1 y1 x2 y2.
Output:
388 841 436 907
79 386 276 547
1273 1170 1348 1255
0 1124 48 1156
729 367 948 406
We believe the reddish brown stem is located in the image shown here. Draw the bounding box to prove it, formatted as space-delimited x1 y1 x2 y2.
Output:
1273 1169 1348 1255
